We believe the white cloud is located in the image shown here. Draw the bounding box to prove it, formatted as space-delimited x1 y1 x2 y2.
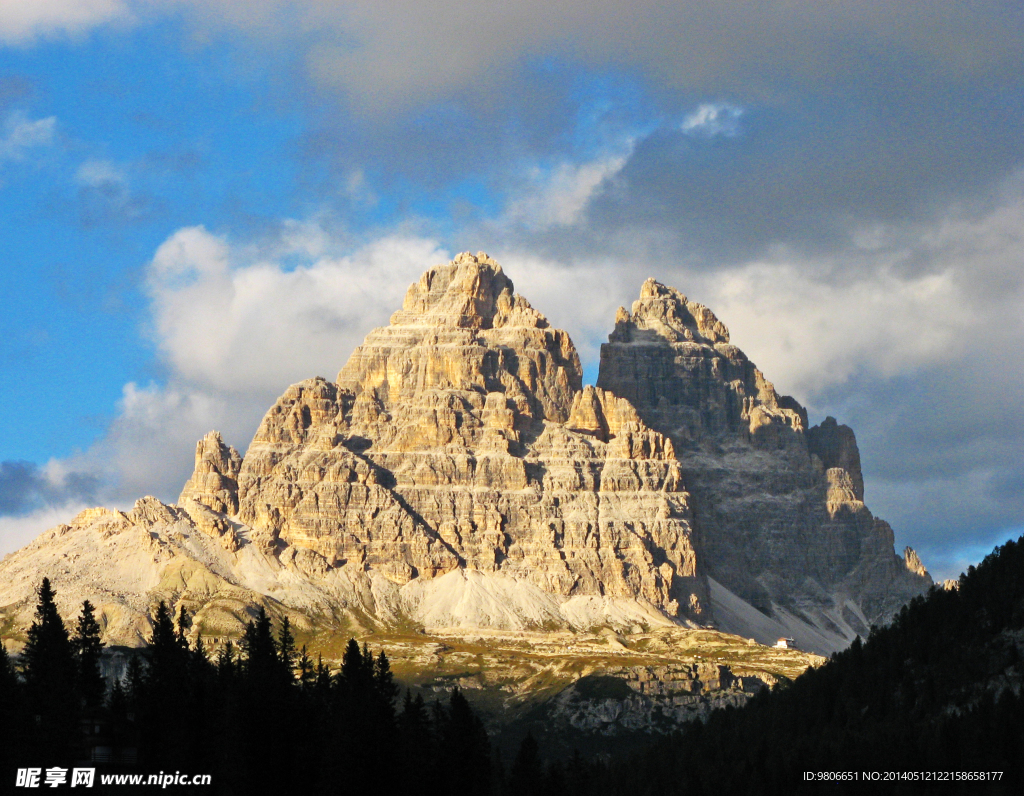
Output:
1 223 452 550
0 112 56 162
681 103 744 137
0 0 135 43
695 263 963 396
146 227 447 394
0 503 93 558
502 152 630 231
71 380 250 504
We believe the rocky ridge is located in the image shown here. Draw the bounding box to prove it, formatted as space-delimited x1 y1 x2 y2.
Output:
0 253 929 658
598 278 930 645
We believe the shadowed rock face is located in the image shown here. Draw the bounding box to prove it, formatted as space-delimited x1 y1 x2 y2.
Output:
598 278 930 633
236 253 706 621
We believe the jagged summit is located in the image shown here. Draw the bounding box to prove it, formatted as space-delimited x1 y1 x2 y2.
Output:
601 277 805 446
337 251 580 431
599 277 930 642
235 252 701 622
0 254 930 655
178 430 242 515
610 278 730 347
387 251 549 331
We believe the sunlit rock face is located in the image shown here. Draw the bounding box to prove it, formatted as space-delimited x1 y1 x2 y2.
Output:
598 278 930 637
235 253 706 621
178 430 243 516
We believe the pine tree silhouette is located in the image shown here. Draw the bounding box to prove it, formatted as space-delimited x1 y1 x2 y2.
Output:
20 578 77 763
72 599 105 710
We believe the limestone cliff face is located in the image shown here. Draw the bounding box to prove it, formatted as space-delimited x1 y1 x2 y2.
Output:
597 278 930 635
178 431 242 516
0 254 929 654
235 253 705 621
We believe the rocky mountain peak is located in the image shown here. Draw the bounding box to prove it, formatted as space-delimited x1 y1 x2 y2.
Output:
178 430 242 515
229 255 704 623
903 547 927 577
599 277 931 642
610 277 730 346
807 416 864 500
337 253 581 428
600 282 804 449
391 251 547 331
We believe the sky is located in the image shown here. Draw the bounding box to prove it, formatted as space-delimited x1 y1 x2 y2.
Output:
1 1 1022 582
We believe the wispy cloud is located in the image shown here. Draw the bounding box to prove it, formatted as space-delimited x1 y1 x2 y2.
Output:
22 227 447 515
0 111 56 162
71 157 155 226
75 158 125 187
502 151 630 231
681 103 744 137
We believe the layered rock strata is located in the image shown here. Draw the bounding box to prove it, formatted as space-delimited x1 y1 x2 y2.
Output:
235 254 705 620
597 278 931 637
0 253 930 656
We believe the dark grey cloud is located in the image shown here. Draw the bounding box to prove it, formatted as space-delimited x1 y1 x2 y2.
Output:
803 317 1024 577
188 0 1022 275
0 460 98 517
584 81 1024 265
189 2 1022 115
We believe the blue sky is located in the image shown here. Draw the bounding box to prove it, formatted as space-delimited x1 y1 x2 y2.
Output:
1 1 1023 582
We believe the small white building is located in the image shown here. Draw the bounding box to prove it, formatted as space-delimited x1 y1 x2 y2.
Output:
775 637 797 649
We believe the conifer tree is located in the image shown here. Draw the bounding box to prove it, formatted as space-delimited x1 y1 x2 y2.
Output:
124 651 146 708
241 606 280 682
216 640 236 677
72 599 105 709
278 616 296 674
374 649 399 705
508 732 544 796
150 601 177 653
340 637 371 692
0 644 26 772
0 644 19 698
398 691 433 792
148 601 188 688
22 578 76 691
175 604 192 647
314 653 332 694
297 644 314 689
20 578 77 761
440 687 492 795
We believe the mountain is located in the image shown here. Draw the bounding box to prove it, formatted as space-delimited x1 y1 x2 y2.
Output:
598 278 930 650
0 253 929 656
